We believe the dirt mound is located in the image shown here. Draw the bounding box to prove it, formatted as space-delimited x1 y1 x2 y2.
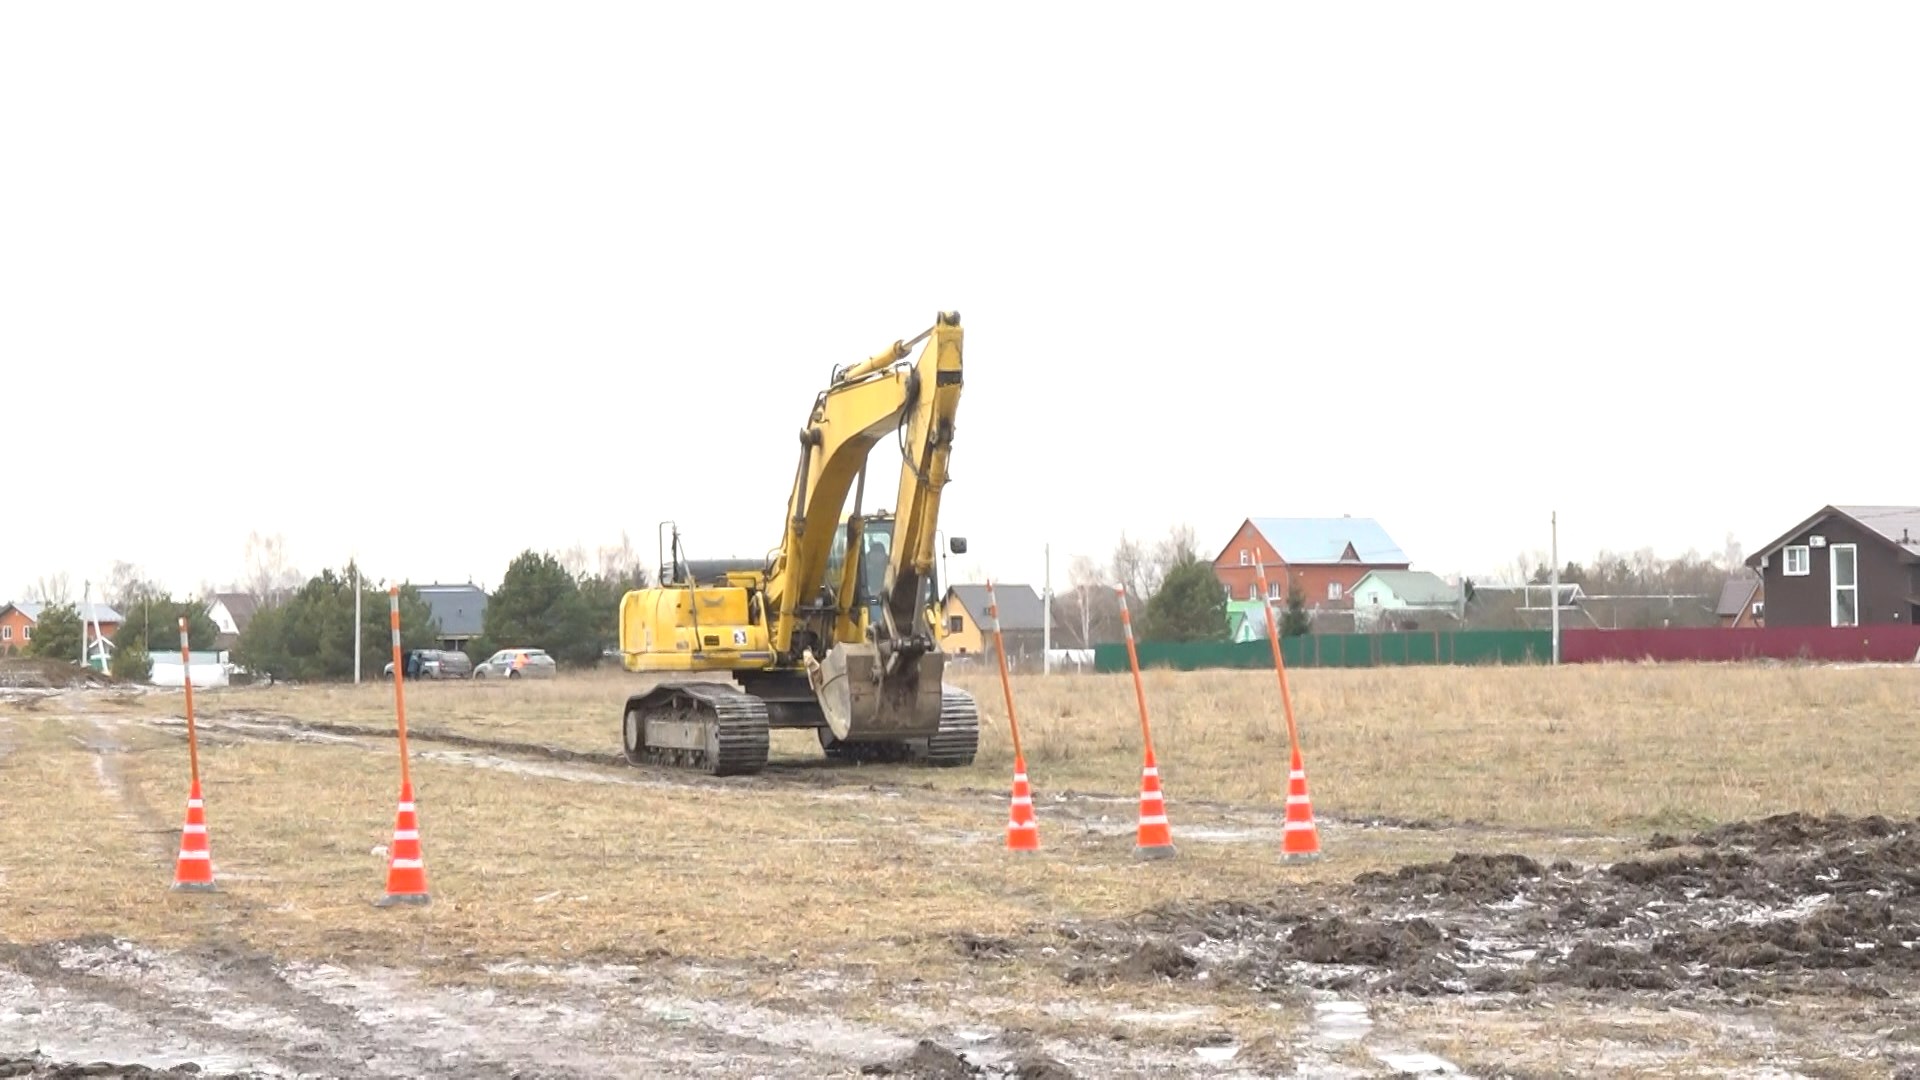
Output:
0 1055 266 1079
1008 1058 1077 1080
0 658 120 691
861 1039 982 1078
1354 852 1552 903
859 1041 1077 1080
1044 813 1920 1002
1651 811 1912 853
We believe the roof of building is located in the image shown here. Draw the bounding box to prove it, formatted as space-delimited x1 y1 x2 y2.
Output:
1835 505 1920 557
1469 582 1586 605
1749 504 1920 565
1240 516 1410 566
1353 570 1462 605
4 601 125 624
414 583 488 637
947 583 1046 631
208 592 260 630
1715 576 1762 618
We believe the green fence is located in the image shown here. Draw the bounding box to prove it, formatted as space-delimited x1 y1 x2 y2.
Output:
1092 630 1551 673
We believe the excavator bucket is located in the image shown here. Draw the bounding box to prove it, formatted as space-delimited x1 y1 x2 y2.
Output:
809 643 945 742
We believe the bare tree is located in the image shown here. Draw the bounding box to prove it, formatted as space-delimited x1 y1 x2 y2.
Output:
1109 532 1152 604
1508 550 1547 586
596 530 649 585
26 573 72 605
242 531 302 605
556 542 591 578
1153 523 1200 569
105 560 160 611
1048 549 1136 646
1721 531 1745 572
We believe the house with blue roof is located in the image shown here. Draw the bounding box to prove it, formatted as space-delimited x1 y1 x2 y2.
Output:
1211 515 1411 615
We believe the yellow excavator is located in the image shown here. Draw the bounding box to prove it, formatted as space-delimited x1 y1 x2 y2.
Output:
614 310 978 776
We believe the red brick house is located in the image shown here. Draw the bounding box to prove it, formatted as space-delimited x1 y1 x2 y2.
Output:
0 601 124 659
1744 504 1920 627
1213 516 1411 611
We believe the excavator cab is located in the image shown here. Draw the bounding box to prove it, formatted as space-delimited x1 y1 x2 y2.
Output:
821 513 948 638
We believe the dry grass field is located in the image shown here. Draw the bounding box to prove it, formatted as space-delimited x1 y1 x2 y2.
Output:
3 659 1920 1078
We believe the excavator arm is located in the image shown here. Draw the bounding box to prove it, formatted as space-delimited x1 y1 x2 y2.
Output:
762 310 964 740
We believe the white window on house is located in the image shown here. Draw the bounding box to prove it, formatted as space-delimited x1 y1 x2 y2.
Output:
1247 584 1258 600
1238 549 1249 566
1831 543 1858 627
1328 581 1342 601
1268 581 1281 599
20 626 28 640
0 626 10 640
1784 545 1810 576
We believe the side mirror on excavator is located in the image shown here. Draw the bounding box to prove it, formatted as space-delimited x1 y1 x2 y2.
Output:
949 537 967 554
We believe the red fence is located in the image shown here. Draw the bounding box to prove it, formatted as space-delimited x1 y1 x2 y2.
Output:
1562 625 1920 664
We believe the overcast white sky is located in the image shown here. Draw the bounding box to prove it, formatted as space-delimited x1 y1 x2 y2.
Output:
4 3 1915 603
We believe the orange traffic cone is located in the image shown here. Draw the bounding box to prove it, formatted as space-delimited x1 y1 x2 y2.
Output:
376 780 430 906
1134 748 1176 859
1006 755 1039 852
171 779 216 892
1281 743 1321 860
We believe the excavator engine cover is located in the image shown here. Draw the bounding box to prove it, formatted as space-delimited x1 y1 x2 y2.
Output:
810 643 945 742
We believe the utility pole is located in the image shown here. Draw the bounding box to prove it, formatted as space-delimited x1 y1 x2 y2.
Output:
1042 544 1052 675
353 560 362 685
1550 511 1560 666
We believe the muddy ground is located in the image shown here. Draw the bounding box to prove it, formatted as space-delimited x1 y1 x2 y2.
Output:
1045 811 1920 1000
6 671 1920 1076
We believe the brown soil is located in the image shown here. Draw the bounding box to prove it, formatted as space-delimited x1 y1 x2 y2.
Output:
1032 812 1920 1002
860 1040 981 1078
858 1039 1079 1080
0 659 120 691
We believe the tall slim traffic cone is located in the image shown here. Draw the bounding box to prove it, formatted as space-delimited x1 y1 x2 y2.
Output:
377 779 430 906
1134 747 1175 859
172 778 215 892
1006 755 1039 852
1281 743 1322 860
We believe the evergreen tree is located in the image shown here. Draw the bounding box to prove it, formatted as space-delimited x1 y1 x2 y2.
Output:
235 564 438 681
482 550 600 667
1141 557 1230 642
26 603 83 661
1281 583 1311 637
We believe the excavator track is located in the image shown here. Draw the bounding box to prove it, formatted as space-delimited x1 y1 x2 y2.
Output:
622 682 771 777
917 686 981 767
816 685 981 767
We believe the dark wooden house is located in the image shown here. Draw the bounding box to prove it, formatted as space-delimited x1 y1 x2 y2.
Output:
1745 505 1920 628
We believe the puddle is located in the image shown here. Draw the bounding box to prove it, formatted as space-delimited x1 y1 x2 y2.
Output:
1313 999 1374 1043
1376 1050 1461 1074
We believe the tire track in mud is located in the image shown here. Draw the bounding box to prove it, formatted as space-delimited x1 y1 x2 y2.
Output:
18 709 549 1078
180 708 1625 847
67 715 178 868
168 710 1341 840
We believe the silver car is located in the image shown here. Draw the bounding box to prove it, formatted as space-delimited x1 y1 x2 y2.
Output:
472 647 558 679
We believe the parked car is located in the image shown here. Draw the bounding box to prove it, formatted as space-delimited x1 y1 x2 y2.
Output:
384 649 473 680
473 647 557 679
